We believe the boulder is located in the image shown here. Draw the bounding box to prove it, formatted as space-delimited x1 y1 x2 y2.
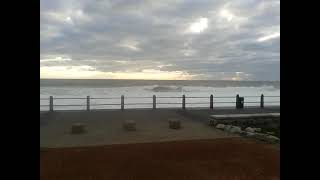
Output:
254 133 268 141
245 132 280 143
229 126 242 134
224 125 232 131
246 132 255 137
266 131 275 135
71 123 86 134
239 130 247 136
216 124 225 129
245 127 255 133
169 119 181 129
253 128 262 132
266 135 280 143
123 120 136 131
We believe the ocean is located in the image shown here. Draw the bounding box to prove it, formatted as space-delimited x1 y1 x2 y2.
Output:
40 79 280 111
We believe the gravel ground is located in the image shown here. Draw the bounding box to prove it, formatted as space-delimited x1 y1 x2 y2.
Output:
41 137 280 180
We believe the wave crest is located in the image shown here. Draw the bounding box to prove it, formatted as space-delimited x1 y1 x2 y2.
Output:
148 86 183 92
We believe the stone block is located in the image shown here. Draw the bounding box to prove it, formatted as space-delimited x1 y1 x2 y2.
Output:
169 119 181 129
71 123 86 134
123 120 136 131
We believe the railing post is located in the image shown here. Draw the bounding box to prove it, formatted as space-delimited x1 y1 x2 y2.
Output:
236 94 239 109
153 95 156 109
236 94 244 109
260 94 264 108
49 96 53 112
210 94 213 109
87 96 90 111
121 95 124 111
182 95 186 109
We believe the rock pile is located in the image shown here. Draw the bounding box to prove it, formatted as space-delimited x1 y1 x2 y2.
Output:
215 124 279 143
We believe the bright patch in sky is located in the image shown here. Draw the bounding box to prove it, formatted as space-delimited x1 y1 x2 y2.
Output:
118 40 141 51
41 66 97 79
157 64 173 68
40 66 195 80
219 9 234 22
65 16 73 24
180 48 197 56
41 56 72 62
188 18 208 33
257 32 280 42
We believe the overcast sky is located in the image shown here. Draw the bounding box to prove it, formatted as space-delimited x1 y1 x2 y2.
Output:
40 0 280 80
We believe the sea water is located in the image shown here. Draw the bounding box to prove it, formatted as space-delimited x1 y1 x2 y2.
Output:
40 79 280 111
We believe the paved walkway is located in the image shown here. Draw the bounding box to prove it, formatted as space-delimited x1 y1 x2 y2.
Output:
40 107 280 148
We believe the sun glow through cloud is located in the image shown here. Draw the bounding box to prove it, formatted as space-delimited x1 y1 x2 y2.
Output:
40 66 196 80
187 17 208 33
219 9 234 22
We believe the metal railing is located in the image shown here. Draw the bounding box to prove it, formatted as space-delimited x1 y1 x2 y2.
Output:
40 94 280 112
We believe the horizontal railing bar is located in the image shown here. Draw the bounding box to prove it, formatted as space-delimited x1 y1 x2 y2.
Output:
125 97 152 99
125 103 153 105
157 97 182 98
54 104 86 106
90 97 120 99
45 96 280 99
157 103 182 104
243 96 261 97
41 101 279 106
186 102 209 104
53 98 86 100
186 97 208 98
213 97 235 98
213 102 235 103
91 104 121 106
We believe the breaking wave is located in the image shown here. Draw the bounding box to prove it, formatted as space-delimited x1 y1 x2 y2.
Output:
147 85 183 92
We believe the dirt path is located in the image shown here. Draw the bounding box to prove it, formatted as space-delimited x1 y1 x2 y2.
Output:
41 137 279 180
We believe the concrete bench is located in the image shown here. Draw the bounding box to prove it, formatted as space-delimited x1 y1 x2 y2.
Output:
123 120 136 131
169 119 181 129
209 113 280 126
71 123 86 134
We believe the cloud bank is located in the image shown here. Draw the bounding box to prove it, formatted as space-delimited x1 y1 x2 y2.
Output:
41 0 280 80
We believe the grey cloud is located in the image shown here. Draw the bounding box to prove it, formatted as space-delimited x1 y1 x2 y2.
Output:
40 0 280 80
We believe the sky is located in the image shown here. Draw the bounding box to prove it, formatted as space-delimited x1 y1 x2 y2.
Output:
40 0 280 81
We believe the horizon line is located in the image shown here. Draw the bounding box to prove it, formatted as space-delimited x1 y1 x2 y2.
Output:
40 78 280 82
